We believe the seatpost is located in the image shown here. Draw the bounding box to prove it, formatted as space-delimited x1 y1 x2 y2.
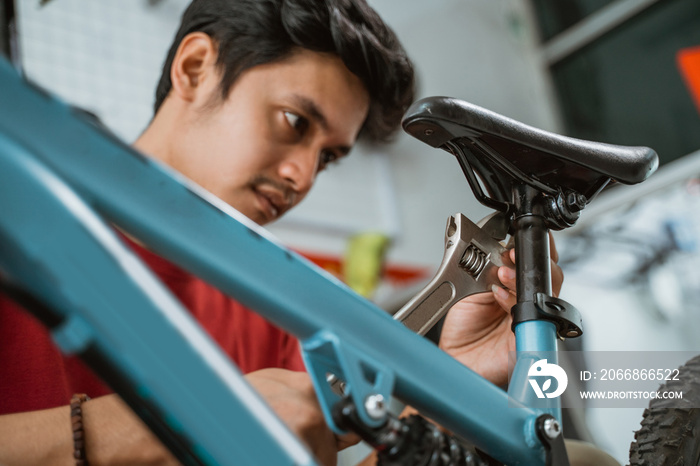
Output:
512 184 552 303
510 182 558 351
509 182 582 347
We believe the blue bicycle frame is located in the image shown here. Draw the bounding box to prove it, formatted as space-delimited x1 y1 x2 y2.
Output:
0 58 556 465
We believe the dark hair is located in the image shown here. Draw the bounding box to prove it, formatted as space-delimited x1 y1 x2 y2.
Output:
154 0 414 142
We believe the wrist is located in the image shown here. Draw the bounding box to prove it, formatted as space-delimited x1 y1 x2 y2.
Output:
83 395 180 465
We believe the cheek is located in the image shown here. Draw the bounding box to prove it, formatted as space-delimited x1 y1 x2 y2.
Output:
181 102 282 196
202 126 271 182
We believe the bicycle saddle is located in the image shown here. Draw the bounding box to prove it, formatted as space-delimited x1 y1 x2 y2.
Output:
402 97 658 215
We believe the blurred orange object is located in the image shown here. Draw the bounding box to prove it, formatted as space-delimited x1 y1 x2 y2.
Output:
678 46 700 115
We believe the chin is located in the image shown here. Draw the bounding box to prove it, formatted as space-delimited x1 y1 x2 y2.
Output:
255 212 272 226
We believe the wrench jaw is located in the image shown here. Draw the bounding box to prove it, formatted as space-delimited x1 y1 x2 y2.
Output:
393 213 509 336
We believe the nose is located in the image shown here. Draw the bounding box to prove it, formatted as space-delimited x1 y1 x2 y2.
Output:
277 147 318 196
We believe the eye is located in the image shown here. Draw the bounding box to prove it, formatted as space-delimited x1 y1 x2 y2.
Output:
318 150 341 172
284 111 309 135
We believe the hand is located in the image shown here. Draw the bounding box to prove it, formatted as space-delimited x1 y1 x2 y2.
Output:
438 234 564 386
246 368 360 466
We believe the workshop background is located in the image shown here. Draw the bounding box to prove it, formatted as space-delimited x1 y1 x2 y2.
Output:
5 0 700 464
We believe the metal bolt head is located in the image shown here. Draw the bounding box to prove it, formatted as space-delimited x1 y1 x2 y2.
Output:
566 330 579 338
565 192 586 213
424 129 434 136
364 394 387 420
543 418 561 439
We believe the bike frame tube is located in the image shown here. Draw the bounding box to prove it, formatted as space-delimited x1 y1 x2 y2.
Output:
512 321 561 421
516 322 558 354
0 59 548 465
0 133 316 466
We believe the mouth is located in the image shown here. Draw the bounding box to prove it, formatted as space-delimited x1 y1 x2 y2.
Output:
253 186 290 221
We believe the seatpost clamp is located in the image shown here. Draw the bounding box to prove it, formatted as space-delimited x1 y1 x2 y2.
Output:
511 293 583 340
543 191 586 231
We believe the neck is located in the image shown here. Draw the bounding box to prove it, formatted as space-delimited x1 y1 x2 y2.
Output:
133 120 168 165
132 98 184 166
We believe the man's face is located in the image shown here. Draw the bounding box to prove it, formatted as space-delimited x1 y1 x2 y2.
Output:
167 48 370 225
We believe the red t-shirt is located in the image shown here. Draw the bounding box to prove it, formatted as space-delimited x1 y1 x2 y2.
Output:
0 238 304 415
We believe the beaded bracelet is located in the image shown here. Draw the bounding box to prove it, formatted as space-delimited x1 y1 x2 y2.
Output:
70 393 91 466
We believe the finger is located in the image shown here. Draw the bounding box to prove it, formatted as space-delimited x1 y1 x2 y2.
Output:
498 265 516 291
551 259 564 296
315 429 340 466
500 246 515 266
492 285 516 313
336 432 362 451
549 232 559 264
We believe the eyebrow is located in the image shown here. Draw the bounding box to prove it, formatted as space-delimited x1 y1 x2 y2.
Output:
290 94 352 156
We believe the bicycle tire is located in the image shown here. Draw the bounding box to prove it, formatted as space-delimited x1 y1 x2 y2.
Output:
628 355 700 466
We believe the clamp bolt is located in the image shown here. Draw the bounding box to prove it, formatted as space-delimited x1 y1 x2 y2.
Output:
565 193 586 212
364 394 387 420
543 418 561 439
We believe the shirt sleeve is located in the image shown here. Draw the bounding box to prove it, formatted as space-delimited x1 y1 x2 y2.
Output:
281 334 306 372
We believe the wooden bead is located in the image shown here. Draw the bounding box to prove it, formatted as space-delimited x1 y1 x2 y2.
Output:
69 394 90 466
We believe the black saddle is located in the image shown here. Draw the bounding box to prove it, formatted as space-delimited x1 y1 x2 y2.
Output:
402 97 658 216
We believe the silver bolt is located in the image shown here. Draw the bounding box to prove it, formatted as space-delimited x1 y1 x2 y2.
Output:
424 129 434 136
543 418 561 439
326 373 347 396
364 394 387 420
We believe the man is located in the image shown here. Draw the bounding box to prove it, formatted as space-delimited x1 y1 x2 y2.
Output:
0 0 562 464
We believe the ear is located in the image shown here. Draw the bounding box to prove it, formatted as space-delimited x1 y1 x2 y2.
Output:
170 32 219 103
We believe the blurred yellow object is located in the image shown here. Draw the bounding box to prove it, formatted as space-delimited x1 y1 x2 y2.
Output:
344 232 390 298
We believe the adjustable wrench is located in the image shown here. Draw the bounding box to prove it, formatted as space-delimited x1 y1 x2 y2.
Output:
393 212 509 336
326 213 509 396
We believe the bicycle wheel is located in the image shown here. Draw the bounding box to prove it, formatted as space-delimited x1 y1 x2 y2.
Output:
628 355 700 466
